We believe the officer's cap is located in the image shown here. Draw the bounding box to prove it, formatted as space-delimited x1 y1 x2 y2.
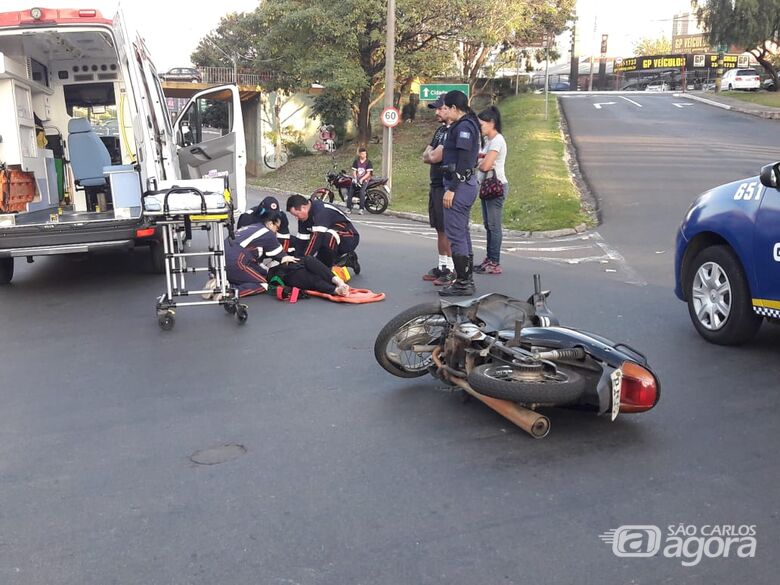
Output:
427 95 445 109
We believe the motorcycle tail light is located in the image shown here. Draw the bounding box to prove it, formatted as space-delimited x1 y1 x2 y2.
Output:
619 361 658 412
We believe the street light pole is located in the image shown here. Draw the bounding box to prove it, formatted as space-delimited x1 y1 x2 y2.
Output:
382 0 395 190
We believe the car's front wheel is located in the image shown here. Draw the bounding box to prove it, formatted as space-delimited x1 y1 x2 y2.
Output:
686 245 762 345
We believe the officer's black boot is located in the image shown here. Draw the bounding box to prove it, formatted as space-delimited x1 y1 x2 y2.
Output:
439 254 475 297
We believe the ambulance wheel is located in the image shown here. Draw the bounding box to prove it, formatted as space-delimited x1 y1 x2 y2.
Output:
158 311 175 331
0 257 13 285
235 304 248 324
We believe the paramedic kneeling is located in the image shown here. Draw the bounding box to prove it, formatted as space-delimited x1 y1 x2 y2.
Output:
222 210 298 297
286 194 361 274
438 90 481 297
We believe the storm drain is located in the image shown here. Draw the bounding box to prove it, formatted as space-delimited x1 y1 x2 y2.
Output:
190 444 247 465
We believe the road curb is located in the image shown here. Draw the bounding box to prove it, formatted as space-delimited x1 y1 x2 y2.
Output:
249 185 591 239
676 92 780 119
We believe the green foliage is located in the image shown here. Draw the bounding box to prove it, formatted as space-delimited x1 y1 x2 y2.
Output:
694 0 780 83
633 36 672 56
311 92 353 145
264 126 309 157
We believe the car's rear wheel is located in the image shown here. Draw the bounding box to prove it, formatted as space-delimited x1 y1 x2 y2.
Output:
686 245 762 345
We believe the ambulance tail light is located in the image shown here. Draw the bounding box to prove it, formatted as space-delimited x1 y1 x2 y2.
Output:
136 228 156 238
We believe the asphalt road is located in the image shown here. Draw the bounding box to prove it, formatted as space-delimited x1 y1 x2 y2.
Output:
559 92 780 284
1 96 779 584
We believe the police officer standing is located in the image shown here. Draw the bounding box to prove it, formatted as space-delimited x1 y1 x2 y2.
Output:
438 90 481 296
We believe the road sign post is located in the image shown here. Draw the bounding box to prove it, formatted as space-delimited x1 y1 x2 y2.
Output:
419 83 470 101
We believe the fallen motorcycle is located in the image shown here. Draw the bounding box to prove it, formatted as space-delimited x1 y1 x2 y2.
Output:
310 162 390 214
374 275 660 438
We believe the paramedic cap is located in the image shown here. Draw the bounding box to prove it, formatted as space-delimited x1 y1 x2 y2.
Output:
427 95 445 109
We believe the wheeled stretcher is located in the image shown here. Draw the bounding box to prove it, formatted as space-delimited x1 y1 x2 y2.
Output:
143 185 247 330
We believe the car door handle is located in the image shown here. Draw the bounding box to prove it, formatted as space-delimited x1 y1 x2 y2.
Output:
190 146 212 160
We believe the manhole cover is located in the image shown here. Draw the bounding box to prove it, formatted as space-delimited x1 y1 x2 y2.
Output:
190 444 246 465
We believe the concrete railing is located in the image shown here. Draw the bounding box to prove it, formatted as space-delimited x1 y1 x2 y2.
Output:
200 67 275 86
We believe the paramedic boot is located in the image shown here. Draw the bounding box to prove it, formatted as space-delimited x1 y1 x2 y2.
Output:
438 255 475 297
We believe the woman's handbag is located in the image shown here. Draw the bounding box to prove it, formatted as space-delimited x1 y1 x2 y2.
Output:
479 170 504 200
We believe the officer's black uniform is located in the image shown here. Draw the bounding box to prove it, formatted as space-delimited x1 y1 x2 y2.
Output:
296 199 360 270
440 110 481 296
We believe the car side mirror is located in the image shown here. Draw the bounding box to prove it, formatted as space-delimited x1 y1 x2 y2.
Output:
759 161 780 188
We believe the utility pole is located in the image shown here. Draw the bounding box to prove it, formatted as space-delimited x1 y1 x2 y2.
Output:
544 33 551 121
569 20 578 91
382 0 395 190
588 15 597 91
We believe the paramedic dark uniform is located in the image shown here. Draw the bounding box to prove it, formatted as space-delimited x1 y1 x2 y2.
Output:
225 223 285 297
296 199 360 266
441 112 481 257
236 196 295 253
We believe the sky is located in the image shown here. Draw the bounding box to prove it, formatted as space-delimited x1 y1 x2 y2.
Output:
4 0 697 70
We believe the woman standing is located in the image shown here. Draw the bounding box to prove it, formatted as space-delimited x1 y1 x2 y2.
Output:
438 90 482 297
475 106 508 275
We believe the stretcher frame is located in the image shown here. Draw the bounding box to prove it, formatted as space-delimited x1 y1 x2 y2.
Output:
143 186 247 330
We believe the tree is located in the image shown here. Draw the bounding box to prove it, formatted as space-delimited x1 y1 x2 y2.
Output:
449 0 575 96
236 0 450 146
633 36 672 56
694 0 780 88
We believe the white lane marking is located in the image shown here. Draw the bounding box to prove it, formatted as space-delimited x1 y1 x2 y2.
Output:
619 96 643 108
591 232 647 286
673 102 693 108
593 102 616 110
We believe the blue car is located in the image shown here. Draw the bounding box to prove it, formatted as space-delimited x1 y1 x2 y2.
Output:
674 162 780 344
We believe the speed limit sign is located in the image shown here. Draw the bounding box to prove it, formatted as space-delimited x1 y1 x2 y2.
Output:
381 106 400 128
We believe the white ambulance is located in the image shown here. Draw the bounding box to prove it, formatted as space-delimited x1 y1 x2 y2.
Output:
0 6 246 284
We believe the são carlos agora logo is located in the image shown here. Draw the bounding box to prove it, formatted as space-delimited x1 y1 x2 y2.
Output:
599 524 757 567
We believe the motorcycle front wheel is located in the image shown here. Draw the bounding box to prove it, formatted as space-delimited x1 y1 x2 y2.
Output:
374 303 447 378
365 189 389 214
467 363 586 405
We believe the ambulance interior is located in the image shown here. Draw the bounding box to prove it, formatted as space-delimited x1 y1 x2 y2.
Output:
0 26 144 226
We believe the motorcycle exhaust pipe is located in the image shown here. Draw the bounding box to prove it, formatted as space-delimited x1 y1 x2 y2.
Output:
432 348 550 439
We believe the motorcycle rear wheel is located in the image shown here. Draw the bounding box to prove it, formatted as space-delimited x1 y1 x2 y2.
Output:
365 189 389 214
374 302 446 378
467 363 586 405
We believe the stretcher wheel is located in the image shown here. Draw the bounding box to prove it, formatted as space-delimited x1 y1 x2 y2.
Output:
224 302 237 314
235 304 248 324
158 311 175 331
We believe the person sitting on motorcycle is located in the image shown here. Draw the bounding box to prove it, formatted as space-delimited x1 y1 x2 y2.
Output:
347 147 373 215
286 194 361 274
236 196 296 253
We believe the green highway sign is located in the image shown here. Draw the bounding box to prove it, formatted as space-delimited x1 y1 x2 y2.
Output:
420 83 470 101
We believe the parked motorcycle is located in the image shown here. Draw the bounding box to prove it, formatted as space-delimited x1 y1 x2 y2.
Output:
374 275 660 438
311 161 390 214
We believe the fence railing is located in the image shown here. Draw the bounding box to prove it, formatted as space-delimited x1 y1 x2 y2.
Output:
200 67 275 86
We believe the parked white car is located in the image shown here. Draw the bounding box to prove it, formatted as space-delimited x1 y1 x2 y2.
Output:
644 81 669 92
722 68 761 90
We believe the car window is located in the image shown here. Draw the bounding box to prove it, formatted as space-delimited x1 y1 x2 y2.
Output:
737 69 757 75
179 94 233 146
